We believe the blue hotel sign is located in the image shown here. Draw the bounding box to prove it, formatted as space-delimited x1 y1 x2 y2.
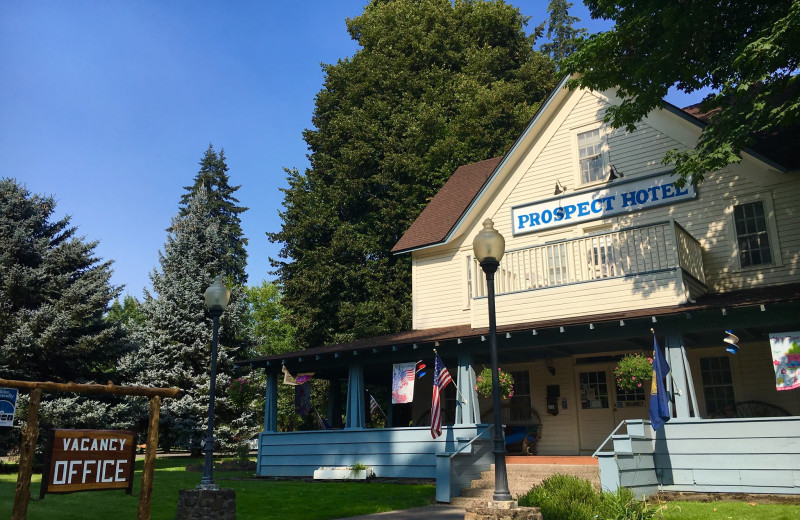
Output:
511 172 696 236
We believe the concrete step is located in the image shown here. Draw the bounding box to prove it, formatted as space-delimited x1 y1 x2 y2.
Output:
455 462 601 504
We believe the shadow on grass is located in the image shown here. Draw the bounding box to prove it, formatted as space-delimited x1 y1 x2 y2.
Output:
0 457 436 520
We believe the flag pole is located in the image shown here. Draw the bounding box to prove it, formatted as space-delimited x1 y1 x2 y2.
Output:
366 390 388 421
433 349 467 403
650 328 658 395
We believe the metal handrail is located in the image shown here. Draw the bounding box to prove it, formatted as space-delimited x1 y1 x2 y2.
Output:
449 425 492 460
591 420 626 458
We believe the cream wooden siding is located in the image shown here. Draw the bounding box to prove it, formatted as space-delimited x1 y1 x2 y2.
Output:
687 344 800 418
471 271 682 329
410 88 800 331
412 246 470 330
530 358 581 455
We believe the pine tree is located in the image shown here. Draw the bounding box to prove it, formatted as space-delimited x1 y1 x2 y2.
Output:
179 144 248 285
121 186 249 450
0 178 122 382
539 0 587 64
269 0 557 349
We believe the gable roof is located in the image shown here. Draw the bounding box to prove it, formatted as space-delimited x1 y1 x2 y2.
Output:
390 156 502 253
392 85 795 254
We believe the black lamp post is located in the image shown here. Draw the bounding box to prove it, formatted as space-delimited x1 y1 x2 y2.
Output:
199 275 230 490
472 218 511 503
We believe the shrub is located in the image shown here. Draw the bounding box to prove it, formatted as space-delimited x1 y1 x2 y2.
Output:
518 474 658 520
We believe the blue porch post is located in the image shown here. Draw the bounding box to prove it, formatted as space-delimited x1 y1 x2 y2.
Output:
327 379 343 429
663 332 698 418
455 352 480 424
345 364 366 429
264 371 278 432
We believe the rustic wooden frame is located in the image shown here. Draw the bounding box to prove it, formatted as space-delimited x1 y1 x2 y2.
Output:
0 378 178 520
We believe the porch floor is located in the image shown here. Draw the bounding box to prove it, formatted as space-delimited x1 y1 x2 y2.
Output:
505 455 598 465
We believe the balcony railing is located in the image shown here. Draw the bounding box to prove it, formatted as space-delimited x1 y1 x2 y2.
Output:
471 220 704 298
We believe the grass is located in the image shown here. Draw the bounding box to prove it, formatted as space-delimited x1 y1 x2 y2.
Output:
657 499 800 520
0 457 435 520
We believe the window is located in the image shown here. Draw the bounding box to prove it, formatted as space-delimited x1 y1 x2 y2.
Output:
700 356 735 416
616 382 646 408
733 201 772 267
577 128 606 184
579 371 609 409
589 235 616 279
510 370 531 421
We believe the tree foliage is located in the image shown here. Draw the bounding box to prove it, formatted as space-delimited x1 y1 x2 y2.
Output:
179 144 248 285
563 0 800 186
121 182 249 450
245 280 296 356
539 0 587 64
0 178 122 382
270 0 557 349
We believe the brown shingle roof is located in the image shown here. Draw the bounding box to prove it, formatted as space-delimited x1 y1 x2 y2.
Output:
390 156 502 253
237 282 800 367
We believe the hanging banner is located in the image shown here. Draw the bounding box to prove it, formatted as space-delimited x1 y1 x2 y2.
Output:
391 362 417 404
295 381 311 415
0 388 18 427
769 332 800 391
42 429 136 494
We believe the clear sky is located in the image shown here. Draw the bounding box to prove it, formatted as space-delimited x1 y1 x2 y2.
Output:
1 1 704 298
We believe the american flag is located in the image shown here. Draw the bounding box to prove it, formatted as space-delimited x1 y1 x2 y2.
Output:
431 353 453 439
369 394 379 416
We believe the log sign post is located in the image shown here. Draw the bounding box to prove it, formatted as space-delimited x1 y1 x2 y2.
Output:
0 378 178 520
41 430 136 495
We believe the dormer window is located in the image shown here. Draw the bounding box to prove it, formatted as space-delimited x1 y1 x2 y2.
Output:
577 128 607 185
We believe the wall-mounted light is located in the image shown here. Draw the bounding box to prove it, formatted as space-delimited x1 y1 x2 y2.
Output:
608 165 624 181
546 357 556 376
554 180 567 195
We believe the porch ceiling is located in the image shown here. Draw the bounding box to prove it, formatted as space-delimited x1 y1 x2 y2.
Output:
236 282 800 378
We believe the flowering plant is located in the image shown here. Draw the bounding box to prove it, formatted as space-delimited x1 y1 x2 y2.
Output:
475 367 514 399
614 354 653 390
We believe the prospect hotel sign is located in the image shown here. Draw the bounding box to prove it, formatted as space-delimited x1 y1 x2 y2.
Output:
42 429 136 494
511 172 697 236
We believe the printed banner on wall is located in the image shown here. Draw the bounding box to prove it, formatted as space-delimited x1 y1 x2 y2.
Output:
769 331 800 391
391 362 417 404
0 388 18 427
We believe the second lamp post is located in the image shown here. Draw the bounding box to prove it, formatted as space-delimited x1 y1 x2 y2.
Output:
199 275 230 490
472 218 512 503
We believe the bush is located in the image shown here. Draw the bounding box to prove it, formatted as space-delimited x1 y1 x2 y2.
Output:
518 474 658 520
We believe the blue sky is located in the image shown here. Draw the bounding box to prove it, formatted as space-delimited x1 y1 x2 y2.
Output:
1 1 705 298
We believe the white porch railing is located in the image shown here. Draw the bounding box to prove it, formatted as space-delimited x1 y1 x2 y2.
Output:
471 220 704 298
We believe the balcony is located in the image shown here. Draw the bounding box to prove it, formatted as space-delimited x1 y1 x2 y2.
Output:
470 220 706 326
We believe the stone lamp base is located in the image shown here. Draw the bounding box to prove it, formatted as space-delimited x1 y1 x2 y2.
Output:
176 488 236 520
465 501 542 520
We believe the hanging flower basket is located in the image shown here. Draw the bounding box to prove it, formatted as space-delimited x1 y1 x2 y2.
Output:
475 367 514 399
614 354 653 391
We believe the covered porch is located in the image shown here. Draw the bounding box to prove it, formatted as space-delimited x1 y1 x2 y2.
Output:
237 283 800 499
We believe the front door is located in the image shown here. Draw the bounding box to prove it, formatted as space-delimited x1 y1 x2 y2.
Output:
576 364 649 454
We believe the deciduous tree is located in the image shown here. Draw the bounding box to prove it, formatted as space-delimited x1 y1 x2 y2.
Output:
563 0 799 186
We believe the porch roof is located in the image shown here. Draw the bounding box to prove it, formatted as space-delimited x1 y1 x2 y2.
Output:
236 282 800 371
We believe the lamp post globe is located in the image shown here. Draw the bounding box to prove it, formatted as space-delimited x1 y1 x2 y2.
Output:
199 275 230 490
472 218 512 503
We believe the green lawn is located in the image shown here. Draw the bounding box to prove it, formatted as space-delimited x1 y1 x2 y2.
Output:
0 457 435 520
657 499 800 520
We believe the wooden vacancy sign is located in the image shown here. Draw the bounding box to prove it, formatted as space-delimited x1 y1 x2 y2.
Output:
42 429 136 495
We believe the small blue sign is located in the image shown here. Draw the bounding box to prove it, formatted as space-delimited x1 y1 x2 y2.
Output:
0 388 18 427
